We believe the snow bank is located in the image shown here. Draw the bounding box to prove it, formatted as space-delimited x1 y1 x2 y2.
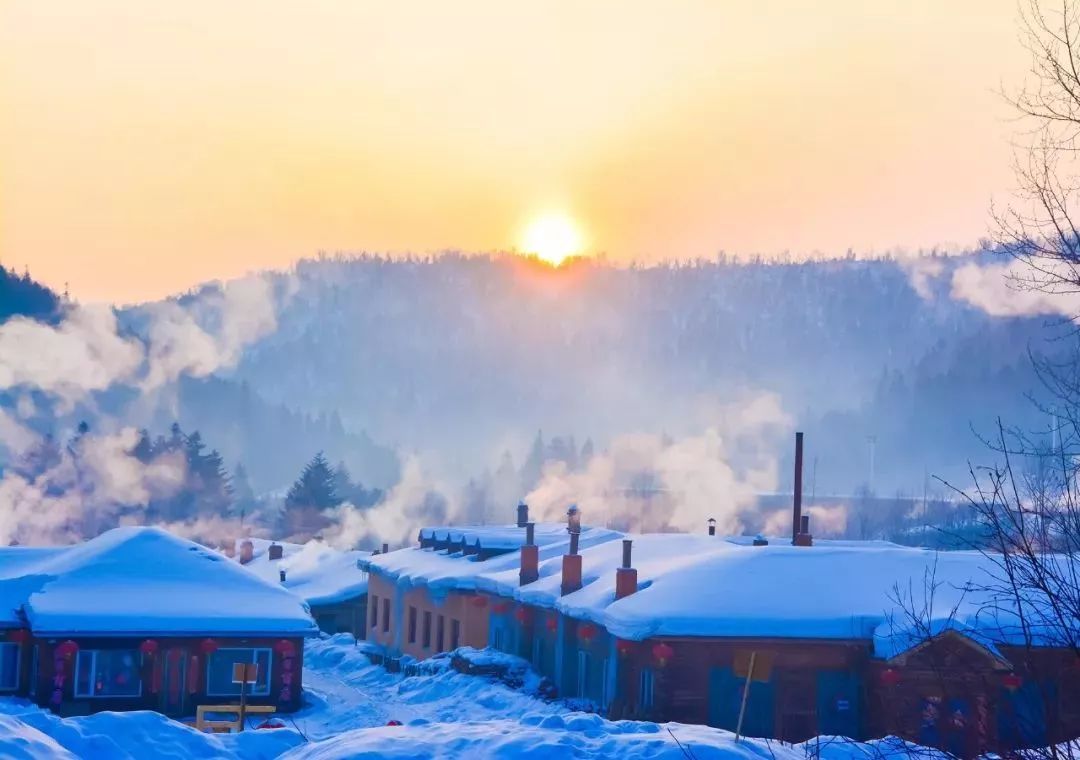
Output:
0 700 303 759
8 527 317 636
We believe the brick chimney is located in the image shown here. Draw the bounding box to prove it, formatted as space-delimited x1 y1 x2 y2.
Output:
268 542 283 561
520 522 539 585
382 542 389 554
239 539 254 564
516 501 529 528
614 539 637 599
794 514 814 547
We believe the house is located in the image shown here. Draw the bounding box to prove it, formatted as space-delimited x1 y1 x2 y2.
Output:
0 527 317 717
358 505 622 661
362 504 1080 755
235 538 370 637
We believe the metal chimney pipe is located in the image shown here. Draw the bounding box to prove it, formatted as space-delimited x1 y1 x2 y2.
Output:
792 431 804 544
801 514 810 534
279 569 286 583
517 501 529 528
621 539 633 569
569 531 580 556
525 522 535 546
382 542 389 554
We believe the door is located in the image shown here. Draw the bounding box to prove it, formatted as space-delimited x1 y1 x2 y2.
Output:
708 666 775 738
817 670 861 739
161 649 188 716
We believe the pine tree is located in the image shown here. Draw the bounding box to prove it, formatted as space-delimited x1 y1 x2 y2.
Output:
285 452 342 511
520 430 545 490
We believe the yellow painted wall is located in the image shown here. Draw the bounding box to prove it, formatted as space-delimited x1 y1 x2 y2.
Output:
366 571 491 660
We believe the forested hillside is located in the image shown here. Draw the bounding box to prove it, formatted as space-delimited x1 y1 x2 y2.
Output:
226 252 1057 496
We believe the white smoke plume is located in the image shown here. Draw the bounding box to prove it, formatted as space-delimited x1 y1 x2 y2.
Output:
322 455 458 551
525 393 791 534
0 274 289 546
951 261 1080 317
900 256 946 301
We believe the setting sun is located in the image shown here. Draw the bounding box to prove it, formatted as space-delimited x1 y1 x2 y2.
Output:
520 214 584 266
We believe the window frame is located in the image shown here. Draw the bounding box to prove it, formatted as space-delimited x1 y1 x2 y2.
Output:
436 615 445 652
204 647 273 698
370 594 379 629
422 610 432 649
0 642 19 691
73 649 143 699
381 598 390 633
639 667 655 709
407 606 418 644
577 650 591 698
450 618 461 650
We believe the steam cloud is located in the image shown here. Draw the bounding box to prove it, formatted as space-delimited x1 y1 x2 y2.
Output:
0 274 288 546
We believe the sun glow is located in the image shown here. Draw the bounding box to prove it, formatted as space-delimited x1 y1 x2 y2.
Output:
520 213 584 266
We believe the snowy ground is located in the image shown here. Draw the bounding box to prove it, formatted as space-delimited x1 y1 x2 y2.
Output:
0 635 944 760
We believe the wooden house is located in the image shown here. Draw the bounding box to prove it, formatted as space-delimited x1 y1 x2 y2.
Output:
0 527 316 717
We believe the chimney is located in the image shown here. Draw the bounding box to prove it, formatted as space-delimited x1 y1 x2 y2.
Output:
795 514 814 547
519 522 539 586
615 539 638 599
752 534 769 546
222 538 236 558
239 540 254 565
279 568 287 583
792 431 804 545
561 505 583 595
382 542 389 555
707 517 716 537
516 501 529 528
268 542 283 561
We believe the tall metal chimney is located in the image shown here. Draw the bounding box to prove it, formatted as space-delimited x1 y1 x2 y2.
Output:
792 431 804 544
516 501 529 528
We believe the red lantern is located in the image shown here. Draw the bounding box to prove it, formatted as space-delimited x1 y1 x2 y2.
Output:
274 639 297 656
55 640 78 659
651 641 674 667
880 668 902 687
577 623 597 642
1002 672 1023 691
545 616 558 633
139 639 159 655
199 638 219 654
6 629 29 644
492 601 511 614
616 639 634 657
514 607 530 624
470 595 488 608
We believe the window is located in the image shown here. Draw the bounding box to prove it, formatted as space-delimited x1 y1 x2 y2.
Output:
531 637 543 671
407 606 418 644
601 658 610 707
492 628 504 652
422 611 432 648
437 615 445 652
451 619 461 650
577 651 591 698
381 598 390 633
370 595 378 629
28 645 38 696
74 650 141 698
0 643 18 690
639 668 655 710
205 648 272 697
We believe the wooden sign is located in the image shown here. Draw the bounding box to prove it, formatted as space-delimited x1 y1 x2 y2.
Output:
232 662 259 684
733 650 773 682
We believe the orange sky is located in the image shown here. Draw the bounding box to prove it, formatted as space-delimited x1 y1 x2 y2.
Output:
1 1 1028 304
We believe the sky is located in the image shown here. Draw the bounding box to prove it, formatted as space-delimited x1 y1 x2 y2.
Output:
1 1 1030 304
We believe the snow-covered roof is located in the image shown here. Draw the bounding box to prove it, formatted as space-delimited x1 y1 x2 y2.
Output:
362 524 623 600
0 527 318 637
368 524 1050 653
240 538 370 607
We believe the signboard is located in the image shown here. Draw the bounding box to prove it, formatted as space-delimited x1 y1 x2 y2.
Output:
232 662 260 684
733 650 773 682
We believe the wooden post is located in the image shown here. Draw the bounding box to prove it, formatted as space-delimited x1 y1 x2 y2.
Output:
735 651 757 742
239 675 247 731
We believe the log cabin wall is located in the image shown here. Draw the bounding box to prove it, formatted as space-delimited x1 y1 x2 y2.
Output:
615 637 869 741
25 635 304 718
